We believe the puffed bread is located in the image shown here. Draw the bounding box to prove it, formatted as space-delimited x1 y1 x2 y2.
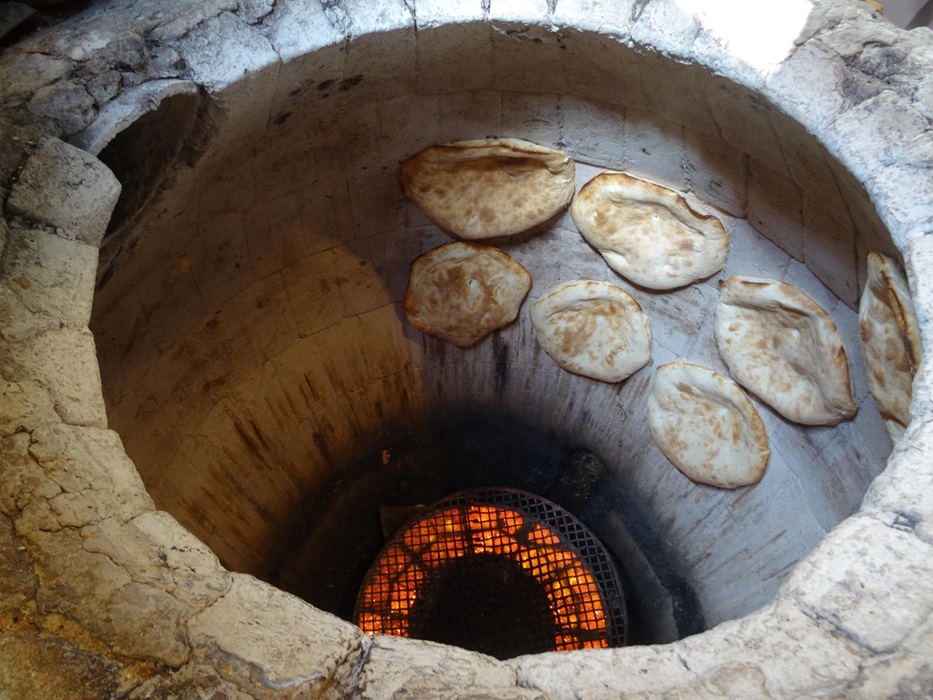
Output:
530 280 651 383
715 276 857 426
859 251 921 440
571 173 728 290
648 361 770 489
401 138 575 240
404 242 531 347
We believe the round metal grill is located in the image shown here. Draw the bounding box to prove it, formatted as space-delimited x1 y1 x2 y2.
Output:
354 488 627 659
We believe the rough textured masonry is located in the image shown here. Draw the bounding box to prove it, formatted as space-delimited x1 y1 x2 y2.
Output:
1 0 933 697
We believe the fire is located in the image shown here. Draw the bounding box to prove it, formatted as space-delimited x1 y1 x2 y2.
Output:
355 502 610 651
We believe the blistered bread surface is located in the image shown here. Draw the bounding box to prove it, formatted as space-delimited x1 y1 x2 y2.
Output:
648 361 770 489
530 279 651 383
716 276 857 426
571 173 728 290
401 138 575 240
859 251 921 438
403 241 532 347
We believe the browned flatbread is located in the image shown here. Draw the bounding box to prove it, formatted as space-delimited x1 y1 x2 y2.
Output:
715 276 857 426
648 361 770 489
400 138 575 239
570 172 728 290
403 242 531 347
530 280 651 383
859 251 921 439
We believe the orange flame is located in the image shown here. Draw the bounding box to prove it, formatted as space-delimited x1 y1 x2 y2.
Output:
355 503 610 651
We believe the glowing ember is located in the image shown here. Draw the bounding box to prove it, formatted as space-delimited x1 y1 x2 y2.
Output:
354 490 624 657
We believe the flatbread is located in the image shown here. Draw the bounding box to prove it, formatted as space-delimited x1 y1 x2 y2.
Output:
400 138 575 239
403 242 531 347
530 280 651 383
570 172 728 290
859 251 921 439
715 276 857 426
648 361 770 489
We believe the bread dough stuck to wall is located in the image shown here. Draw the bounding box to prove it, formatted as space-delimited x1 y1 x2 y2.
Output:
716 276 857 426
530 280 651 383
859 251 922 441
404 241 532 347
571 172 729 290
400 138 575 240
648 361 770 489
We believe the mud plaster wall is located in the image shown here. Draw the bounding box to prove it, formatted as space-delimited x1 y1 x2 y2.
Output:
1 0 933 698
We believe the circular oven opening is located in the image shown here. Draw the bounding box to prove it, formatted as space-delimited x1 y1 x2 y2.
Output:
91 13 900 643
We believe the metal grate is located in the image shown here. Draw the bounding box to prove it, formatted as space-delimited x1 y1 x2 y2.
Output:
354 488 627 659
